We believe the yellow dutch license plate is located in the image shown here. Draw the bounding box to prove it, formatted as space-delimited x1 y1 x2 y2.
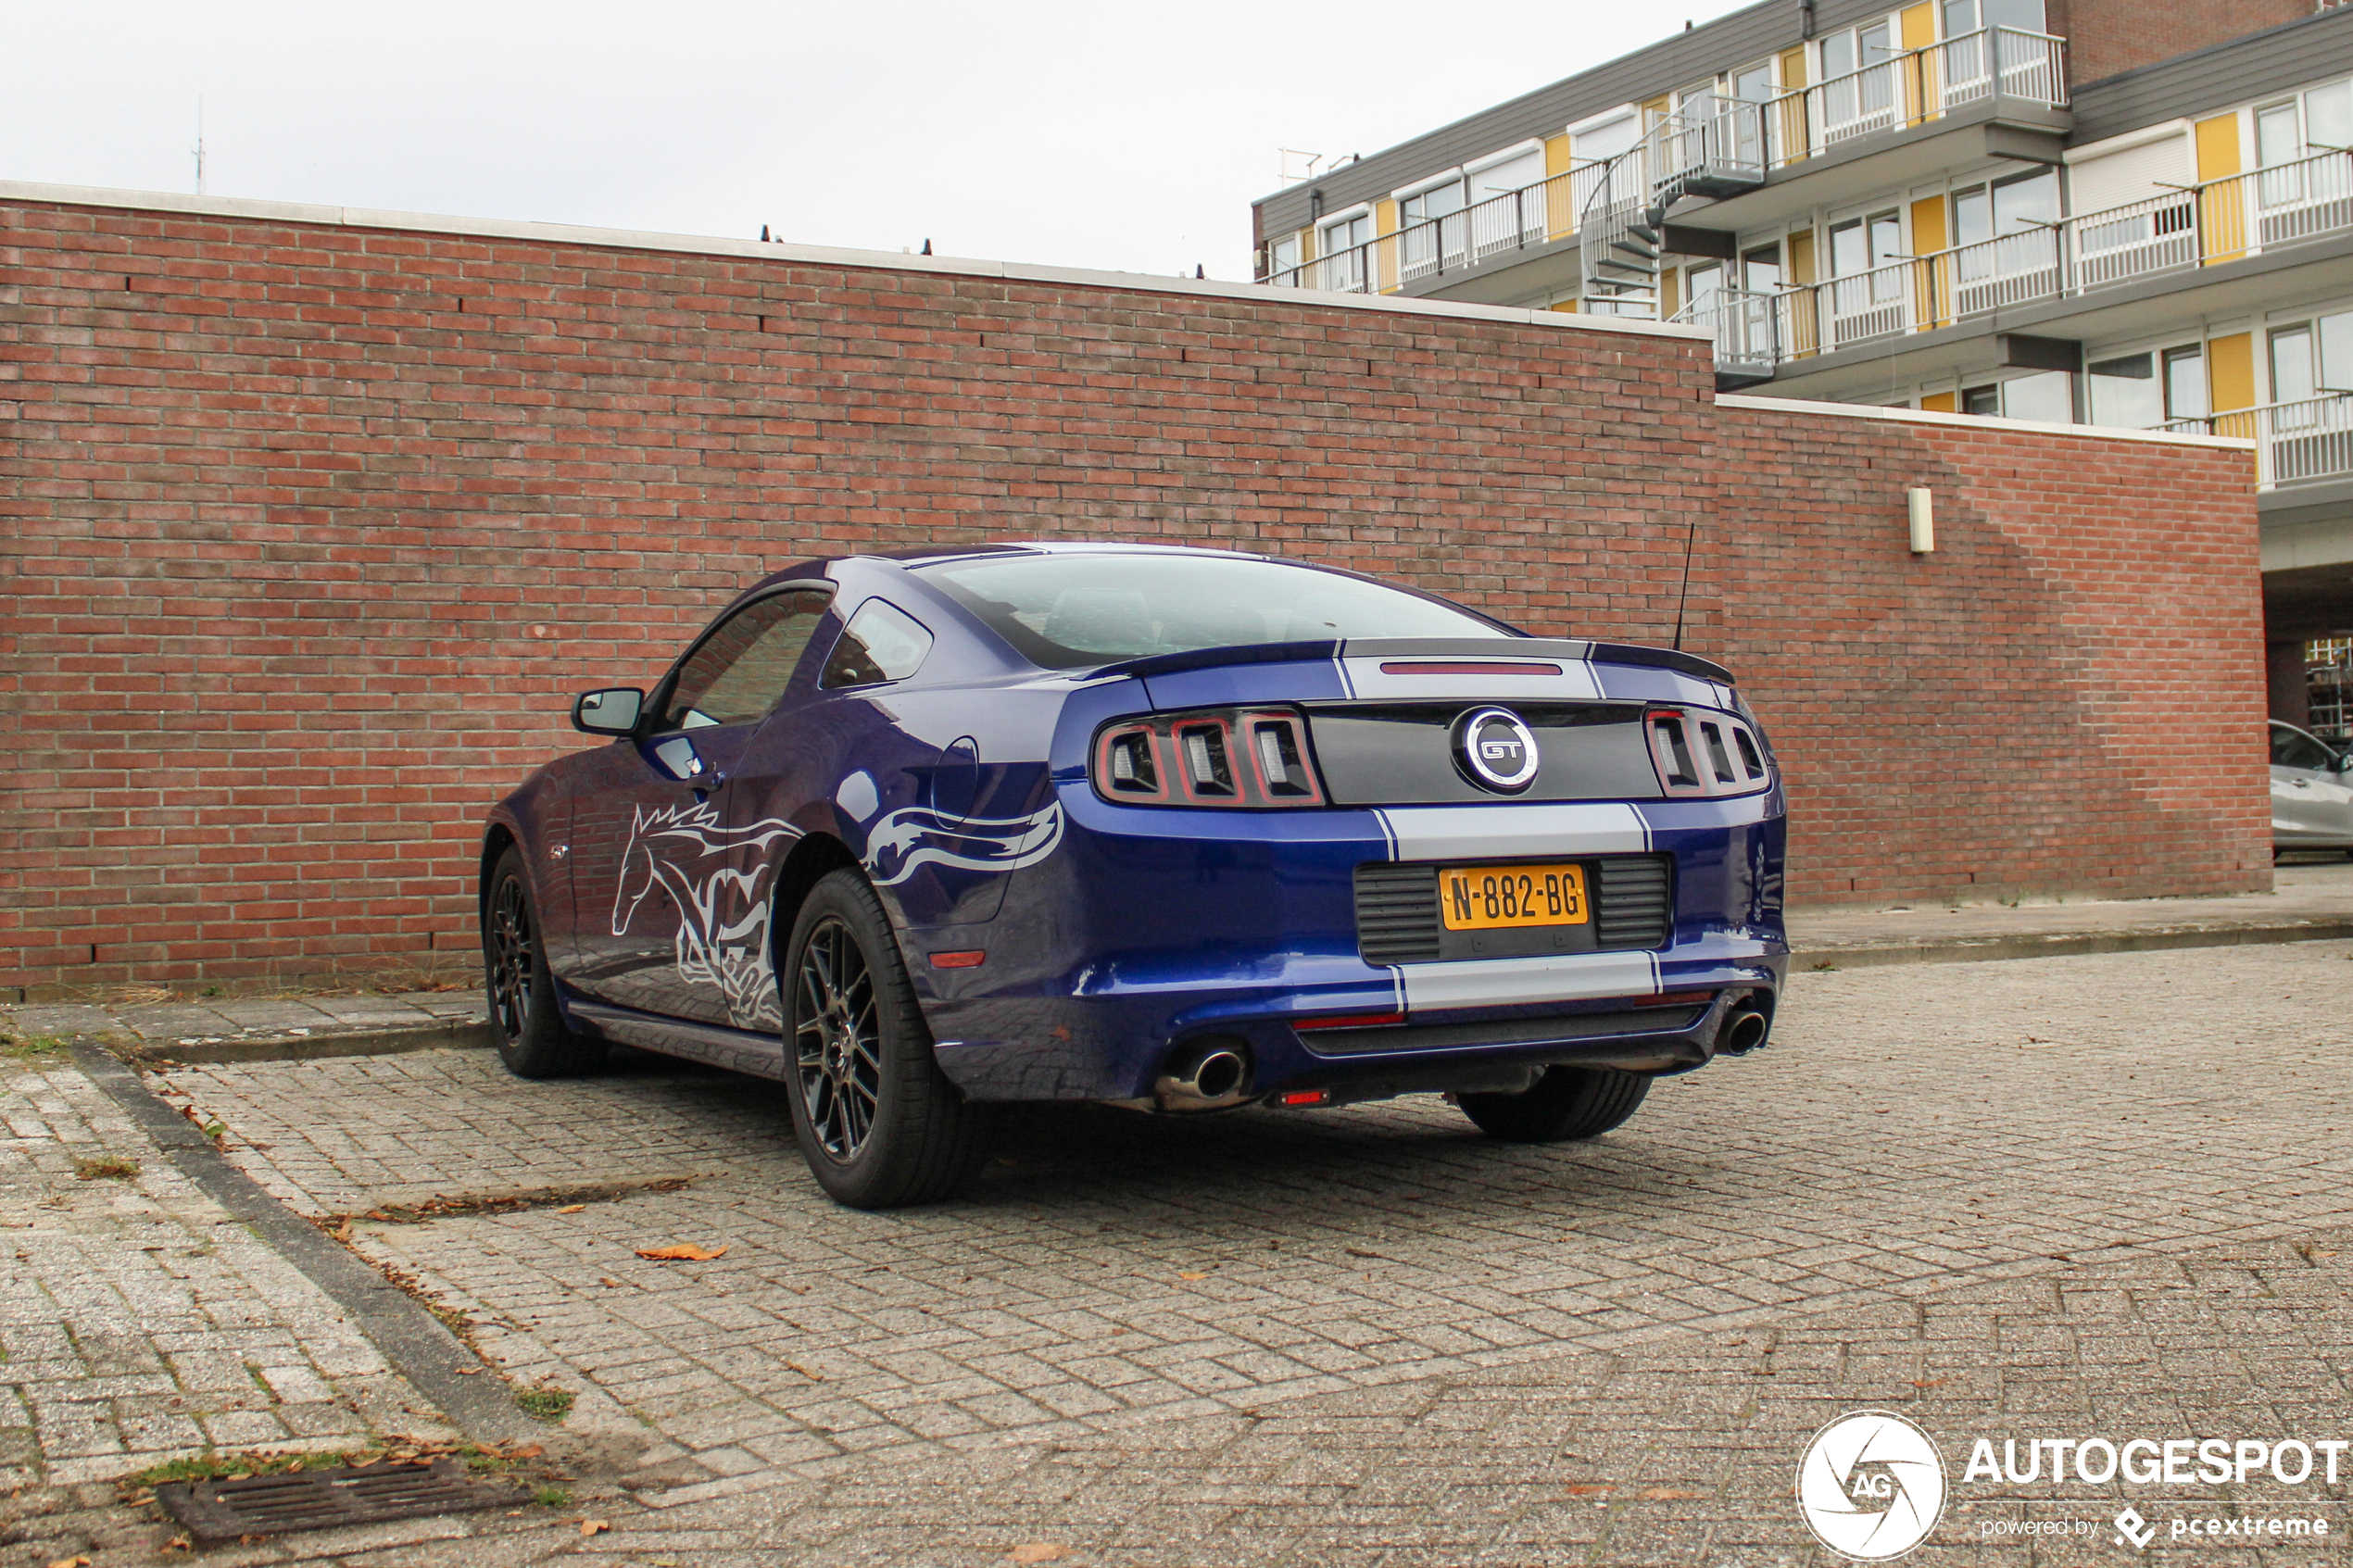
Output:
1439 863 1589 932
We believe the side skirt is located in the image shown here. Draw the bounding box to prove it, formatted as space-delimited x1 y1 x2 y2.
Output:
565 997 789 1082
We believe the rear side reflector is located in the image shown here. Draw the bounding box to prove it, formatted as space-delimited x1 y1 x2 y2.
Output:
1377 661 1565 676
1294 1011 1406 1031
928 950 986 969
1275 1089 1331 1107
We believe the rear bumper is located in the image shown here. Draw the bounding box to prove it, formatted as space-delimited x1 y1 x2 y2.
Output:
914 784 1787 1104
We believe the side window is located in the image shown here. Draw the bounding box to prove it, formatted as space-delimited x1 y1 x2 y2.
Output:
821 599 936 690
2273 727 2335 771
661 591 830 730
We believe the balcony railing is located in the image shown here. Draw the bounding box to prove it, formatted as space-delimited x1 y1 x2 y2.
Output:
1675 149 2353 380
1257 27 2067 295
1762 28 2067 168
1260 159 1608 294
2162 395 2353 489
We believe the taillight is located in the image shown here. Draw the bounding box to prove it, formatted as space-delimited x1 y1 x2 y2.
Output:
1091 708 1327 808
1645 707 1771 798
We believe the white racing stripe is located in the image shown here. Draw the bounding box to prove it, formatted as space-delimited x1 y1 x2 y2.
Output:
1376 801 1651 861
1396 949 1662 1011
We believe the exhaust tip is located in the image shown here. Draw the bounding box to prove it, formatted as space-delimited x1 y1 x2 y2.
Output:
1720 1004 1770 1055
1154 1037 1253 1111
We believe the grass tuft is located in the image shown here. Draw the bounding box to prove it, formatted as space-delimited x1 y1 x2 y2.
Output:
515 1385 576 1423
75 1155 141 1182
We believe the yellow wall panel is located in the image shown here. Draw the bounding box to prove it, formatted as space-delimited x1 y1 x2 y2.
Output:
1778 46 1806 89
2208 332 2255 412
1550 299 1580 313
2194 114 2242 179
1544 135 1577 237
1662 269 1680 318
1544 134 1573 175
1900 3 1934 47
1787 229 1816 284
1909 196 1949 327
1921 391 1957 412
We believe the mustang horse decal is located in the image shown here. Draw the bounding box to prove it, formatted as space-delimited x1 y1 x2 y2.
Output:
610 797 1064 1029
611 801 803 1029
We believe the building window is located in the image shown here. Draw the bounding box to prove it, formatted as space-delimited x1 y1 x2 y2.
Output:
1400 178 1466 228
2163 345 2207 420
2087 352 2162 428
2309 81 2353 152
1962 374 2072 422
1818 19 1895 82
1741 243 1781 292
2003 370 2074 423
1266 233 1301 282
1829 210 1903 276
2272 322 2317 405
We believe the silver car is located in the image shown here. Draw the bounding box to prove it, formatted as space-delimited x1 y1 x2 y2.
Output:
2271 720 2353 852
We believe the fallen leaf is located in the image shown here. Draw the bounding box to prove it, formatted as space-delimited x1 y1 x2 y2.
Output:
582 1519 610 1537
786 1360 825 1381
636 1243 727 1261
47 1557 94 1568
556 1204 586 1214
1177 1271 1210 1281
1636 1486 1707 1499
512 1443 545 1459
1011 1546 1067 1564
1344 1247 1385 1260
1910 1377 1947 1390
454 1367 481 1376
1565 1483 1614 1497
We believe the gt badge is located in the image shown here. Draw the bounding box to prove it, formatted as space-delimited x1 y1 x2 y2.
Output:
1453 707 1540 794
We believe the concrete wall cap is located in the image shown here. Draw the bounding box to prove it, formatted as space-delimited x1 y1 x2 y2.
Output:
1717 392 2259 450
0 179 1711 345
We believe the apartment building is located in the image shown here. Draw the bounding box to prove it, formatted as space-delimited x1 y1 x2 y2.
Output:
1252 0 2353 722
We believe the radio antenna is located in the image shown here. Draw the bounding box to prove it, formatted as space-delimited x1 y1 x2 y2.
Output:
1667 511 1701 651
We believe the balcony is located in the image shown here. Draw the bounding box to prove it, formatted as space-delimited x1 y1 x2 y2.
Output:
1672 148 2353 383
1255 27 2069 300
2164 396 2353 492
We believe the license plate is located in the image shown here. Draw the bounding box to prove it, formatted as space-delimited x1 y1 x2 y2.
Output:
1439 863 1589 931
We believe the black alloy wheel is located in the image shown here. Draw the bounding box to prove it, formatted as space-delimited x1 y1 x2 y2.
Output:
481 847 606 1079
794 916 883 1161
780 868 993 1208
487 872 536 1042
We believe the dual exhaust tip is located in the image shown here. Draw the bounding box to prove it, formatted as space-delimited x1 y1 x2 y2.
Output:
1157 999 1767 1110
1155 1037 1252 1111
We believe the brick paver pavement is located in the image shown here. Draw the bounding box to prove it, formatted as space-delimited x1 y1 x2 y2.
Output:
81 941 2342 1563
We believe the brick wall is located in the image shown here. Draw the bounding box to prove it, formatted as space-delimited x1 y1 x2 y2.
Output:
2057 0 2312 86
0 194 2272 997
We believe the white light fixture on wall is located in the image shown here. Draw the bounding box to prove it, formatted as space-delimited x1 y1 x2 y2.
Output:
1907 488 1935 554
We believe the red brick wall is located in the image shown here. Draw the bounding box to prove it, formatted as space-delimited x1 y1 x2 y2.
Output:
2055 0 2312 86
0 194 2271 997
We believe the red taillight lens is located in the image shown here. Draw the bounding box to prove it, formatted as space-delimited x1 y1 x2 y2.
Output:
1091 708 1327 809
1645 707 1771 798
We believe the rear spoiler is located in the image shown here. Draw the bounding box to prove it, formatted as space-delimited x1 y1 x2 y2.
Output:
1090 637 1733 685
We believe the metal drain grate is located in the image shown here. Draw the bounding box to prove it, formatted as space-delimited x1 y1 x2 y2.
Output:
156 1458 524 1541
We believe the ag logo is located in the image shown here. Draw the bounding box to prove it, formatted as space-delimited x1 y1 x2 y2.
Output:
1453 707 1540 794
1795 1411 1946 1561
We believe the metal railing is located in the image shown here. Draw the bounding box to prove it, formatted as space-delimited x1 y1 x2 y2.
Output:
1763 28 2068 168
1259 159 1607 294
1670 148 2353 377
2162 395 2353 489
1669 286 1783 374
1255 26 2066 295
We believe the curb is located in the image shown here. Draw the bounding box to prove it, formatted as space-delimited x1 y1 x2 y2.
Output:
124 1020 496 1066
69 1041 541 1446
1793 918 2353 971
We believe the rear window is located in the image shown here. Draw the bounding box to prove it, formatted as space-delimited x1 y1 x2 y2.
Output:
912 552 1509 669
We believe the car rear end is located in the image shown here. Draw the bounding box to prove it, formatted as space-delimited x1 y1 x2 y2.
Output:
920 636 1786 1113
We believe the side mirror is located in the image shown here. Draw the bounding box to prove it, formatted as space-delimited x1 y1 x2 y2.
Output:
572 687 644 736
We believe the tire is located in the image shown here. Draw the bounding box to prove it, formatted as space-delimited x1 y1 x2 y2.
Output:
1457 1065 1652 1143
784 869 994 1209
483 847 607 1079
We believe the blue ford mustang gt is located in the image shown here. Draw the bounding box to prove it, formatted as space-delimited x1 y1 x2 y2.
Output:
481 543 1787 1208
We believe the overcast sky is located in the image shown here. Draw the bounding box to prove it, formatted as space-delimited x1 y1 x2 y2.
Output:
9 1 1759 281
